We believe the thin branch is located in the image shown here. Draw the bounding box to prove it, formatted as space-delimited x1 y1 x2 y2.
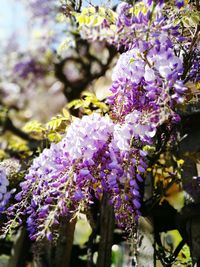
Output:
181 24 200 80
1 116 47 151
4 117 37 143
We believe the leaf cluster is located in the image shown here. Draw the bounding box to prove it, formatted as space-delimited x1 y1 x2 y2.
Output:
72 6 117 26
23 108 71 143
67 91 109 115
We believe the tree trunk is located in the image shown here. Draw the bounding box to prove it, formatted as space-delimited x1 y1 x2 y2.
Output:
8 228 30 267
97 193 114 267
52 219 76 267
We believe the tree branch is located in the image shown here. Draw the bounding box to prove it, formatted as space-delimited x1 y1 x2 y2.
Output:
1 115 47 151
97 193 114 267
55 40 117 106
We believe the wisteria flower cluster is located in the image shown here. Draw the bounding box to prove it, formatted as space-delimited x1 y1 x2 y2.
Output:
2 0 194 241
4 111 148 240
108 33 187 120
0 166 12 213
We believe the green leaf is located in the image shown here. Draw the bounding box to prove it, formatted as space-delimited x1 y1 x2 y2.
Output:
67 99 82 109
23 120 45 134
57 37 76 54
62 108 71 119
46 114 70 132
47 132 62 143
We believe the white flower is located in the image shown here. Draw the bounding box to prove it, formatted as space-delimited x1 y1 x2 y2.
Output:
144 65 156 82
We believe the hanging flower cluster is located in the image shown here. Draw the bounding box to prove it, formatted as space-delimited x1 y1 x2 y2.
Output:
2 0 195 241
0 167 12 213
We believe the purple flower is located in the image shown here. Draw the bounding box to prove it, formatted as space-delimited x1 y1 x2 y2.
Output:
175 0 184 8
61 113 114 160
3 0 192 240
0 166 14 212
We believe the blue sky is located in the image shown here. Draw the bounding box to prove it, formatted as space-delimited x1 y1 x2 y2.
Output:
0 0 27 44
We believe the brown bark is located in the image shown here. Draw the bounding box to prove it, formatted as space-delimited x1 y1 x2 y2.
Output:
8 228 30 267
97 194 114 267
52 219 76 267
